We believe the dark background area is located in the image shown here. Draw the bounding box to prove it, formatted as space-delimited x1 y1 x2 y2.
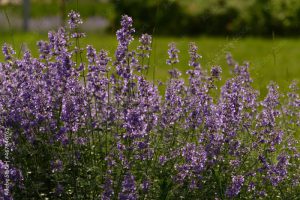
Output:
1 0 300 36
112 0 300 36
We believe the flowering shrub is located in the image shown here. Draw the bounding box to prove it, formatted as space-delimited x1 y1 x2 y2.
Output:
0 11 299 199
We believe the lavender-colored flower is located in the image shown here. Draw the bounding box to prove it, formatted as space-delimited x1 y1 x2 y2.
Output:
123 108 147 139
185 51 211 130
226 52 236 66
219 78 244 134
50 159 63 173
262 82 280 109
159 155 167 166
175 143 207 186
267 154 289 186
161 77 186 128
136 34 152 71
166 42 179 65
188 42 201 69
118 15 135 45
256 83 282 149
68 10 83 29
87 48 112 128
118 173 138 200
247 182 255 192
86 45 97 64
37 40 51 59
2 43 15 61
141 179 150 192
115 15 136 79
138 34 152 58
76 137 88 145
168 68 182 79
101 177 114 200
285 81 300 126
234 62 252 84
71 32 86 39
229 160 241 168
60 78 88 132
226 175 244 198
0 160 23 199
48 27 69 55
211 66 222 79
258 190 267 197
115 15 135 62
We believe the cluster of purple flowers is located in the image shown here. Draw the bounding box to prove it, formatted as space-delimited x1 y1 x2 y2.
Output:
0 11 299 199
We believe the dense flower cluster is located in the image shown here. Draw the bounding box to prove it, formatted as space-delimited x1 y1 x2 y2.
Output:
0 11 299 199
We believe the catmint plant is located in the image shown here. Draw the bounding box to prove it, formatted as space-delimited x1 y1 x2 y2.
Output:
0 11 299 200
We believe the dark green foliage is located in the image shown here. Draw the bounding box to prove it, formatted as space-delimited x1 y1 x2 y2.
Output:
111 0 300 36
111 0 188 36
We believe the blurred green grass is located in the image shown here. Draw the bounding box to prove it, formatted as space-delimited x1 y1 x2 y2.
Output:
1 0 114 19
0 32 299 96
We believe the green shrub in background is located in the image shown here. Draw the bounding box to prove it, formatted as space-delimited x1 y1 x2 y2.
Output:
111 0 189 36
111 0 300 36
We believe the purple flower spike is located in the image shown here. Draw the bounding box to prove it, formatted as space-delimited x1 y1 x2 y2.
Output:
226 175 244 198
2 44 15 61
211 66 222 79
138 34 152 57
116 15 135 60
188 42 201 69
68 10 83 29
166 42 179 65
226 52 236 66
118 173 138 200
